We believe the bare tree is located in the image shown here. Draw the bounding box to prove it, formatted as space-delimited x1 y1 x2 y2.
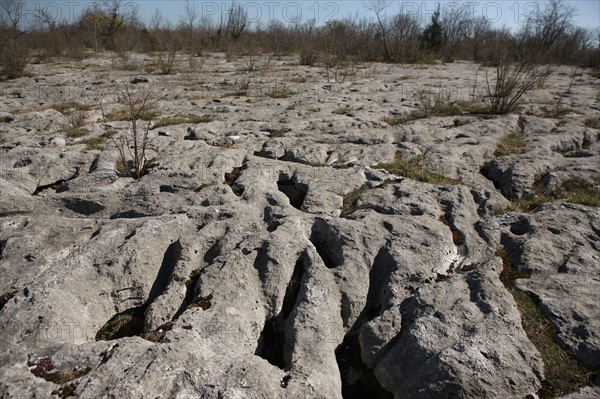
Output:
440 3 472 57
1 0 28 78
389 10 421 61
521 0 575 61
468 16 491 61
149 8 163 32
179 0 198 53
365 0 391 61
224 1 247 39
1 0 24 39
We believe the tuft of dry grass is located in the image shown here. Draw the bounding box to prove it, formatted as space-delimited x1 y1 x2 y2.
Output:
152 114 213 128
499 175 600 213
105 106 158 122
64 128 87 138
332 106 353 115
375 154 460 185
340 183 371 217
81 136 104 151
583 117 600 129
494 130 526 157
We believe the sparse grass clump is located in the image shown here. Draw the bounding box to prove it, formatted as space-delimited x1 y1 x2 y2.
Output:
381 100 485 126
341 183 371 217
64 128 87 138
260 126 290 138
81 136 104 151
152 114 213 128
375 154 460 185
560 177 600 207
494 130 526 157
105 106 158 122
495 249 592 398
499 175 600 213
583 117 600 129
332 106 353 115
50 101 88 113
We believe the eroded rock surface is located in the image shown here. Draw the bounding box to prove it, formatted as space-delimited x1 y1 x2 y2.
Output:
1 55 599 398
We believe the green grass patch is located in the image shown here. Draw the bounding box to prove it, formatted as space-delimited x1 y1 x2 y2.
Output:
495 249 593 398
152 114 213 128
560 177 600 206
374 154 460 185
494 130 526 157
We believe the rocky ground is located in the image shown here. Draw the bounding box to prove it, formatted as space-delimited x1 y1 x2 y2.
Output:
0 53 599 399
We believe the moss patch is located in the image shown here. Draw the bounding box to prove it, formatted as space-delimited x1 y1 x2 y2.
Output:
95 306 146 341
105 106 158 122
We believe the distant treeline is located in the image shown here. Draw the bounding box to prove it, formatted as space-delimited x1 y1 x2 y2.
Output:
1 0 599 78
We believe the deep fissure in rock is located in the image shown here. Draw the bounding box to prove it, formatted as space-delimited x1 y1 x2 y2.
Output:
173 268 204 320
110 210 148 219
255 254 306 369
224 165 244 196
96 241 183 341
32 167 80 196
146 240 183 304
310 219 344 269
335 334 394 399
277 177 308 210
335 246 395 399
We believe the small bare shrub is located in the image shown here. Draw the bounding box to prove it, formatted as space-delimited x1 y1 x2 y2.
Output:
299 49 317 66
485 45 552 114
101 84 162 179
0 39 28 79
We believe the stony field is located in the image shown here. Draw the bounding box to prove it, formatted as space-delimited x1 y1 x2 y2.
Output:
0 53 599 398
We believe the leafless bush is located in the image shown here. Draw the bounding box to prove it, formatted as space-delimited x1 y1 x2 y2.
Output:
299 49 317 66
156 49 177 74
1 0 28 78
485 38 552 115
101 84 162 179
0 39 28 79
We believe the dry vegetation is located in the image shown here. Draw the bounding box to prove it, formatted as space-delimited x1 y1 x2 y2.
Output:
0 0 597 81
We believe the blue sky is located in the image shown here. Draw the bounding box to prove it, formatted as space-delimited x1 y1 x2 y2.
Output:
14 1 600 31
